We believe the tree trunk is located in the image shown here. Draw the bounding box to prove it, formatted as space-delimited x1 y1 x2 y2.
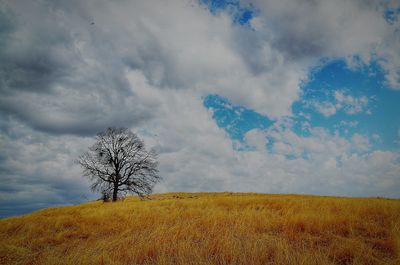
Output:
112 184 118 202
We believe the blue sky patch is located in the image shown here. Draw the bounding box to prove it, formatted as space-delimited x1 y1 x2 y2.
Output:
200 0 254 25
204 59 400 152
203 94 272 142
384 6 400 24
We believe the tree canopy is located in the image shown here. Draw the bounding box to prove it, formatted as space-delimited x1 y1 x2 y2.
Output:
78 127 160 201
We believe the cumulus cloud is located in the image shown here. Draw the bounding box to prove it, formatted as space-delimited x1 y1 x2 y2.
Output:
250 0 400 88
307 90 371 117
334 91 369 114
244 129 267 151
0 121 96 216
0 0 399 216
312 102 338 117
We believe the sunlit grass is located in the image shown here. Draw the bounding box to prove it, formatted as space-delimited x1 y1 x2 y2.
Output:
1 192 399 264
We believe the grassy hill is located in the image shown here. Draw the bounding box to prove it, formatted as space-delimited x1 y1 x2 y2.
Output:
1 192 399 265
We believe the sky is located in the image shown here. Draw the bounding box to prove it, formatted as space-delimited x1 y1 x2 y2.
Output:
0 0 400 217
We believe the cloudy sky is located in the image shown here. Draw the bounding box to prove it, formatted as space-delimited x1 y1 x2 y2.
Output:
1 0 400 217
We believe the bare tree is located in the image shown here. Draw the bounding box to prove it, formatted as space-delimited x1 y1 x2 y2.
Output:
77 127 160 202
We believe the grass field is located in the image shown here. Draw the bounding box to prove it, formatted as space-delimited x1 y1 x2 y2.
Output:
0 192 399 265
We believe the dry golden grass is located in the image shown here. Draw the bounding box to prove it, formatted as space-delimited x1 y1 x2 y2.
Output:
1 192 399 265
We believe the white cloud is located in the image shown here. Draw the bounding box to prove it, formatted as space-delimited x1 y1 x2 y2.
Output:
250 0 400 89
308 90 370 117
244 129 267 151
336 120 359 130
266 124 350 159
0 0 400 216
313 102 337 117
371 133 381 142
351 133 371 152
334 91 369 114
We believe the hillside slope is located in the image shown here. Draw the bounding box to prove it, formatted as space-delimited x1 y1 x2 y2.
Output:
1 192 399 265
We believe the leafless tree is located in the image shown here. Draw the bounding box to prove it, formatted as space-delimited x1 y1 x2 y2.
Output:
77 127 160 202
